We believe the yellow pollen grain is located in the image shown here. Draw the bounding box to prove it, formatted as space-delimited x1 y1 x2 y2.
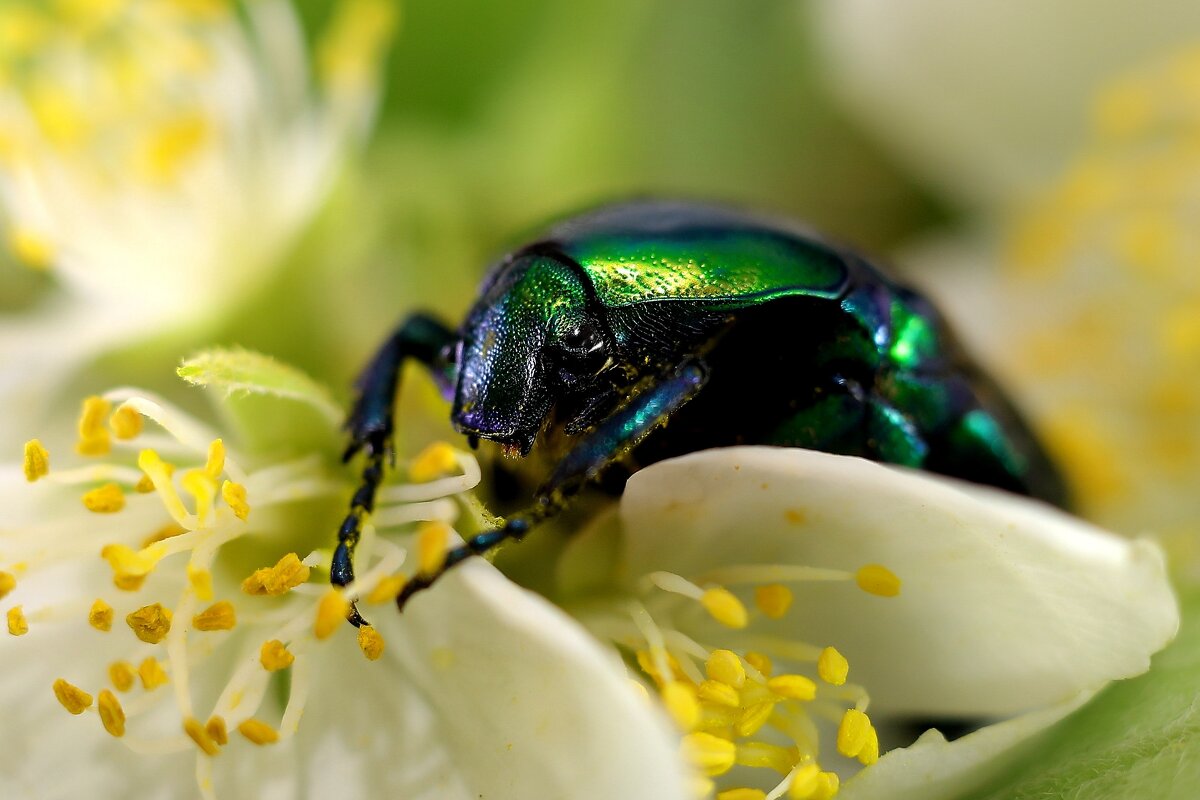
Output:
836 708 872 758
204 439 225 478
221 480 249 520
857 723 880 765
788 763 822 799
206 716 229 746
241 552 310 596
700 587 748 629
22 439 49 482
697 679 741 708
97 689 125 737
193 601 236 632
76 396 112 455
366 573 407 604
126 603 172 644
82 482 125 513
108 405 143 440
661 681 700 730
314 590 348 640
817 647 849 686
718 789 767 800
767 674 817 702
409 441 460 482
108 661 135 692
184 716 221 756
682 731 737 777
88 599 114 631
138 657 169 690
52 678 93 714
0 571 16 600
7 605 28 635
416 521 451 575
734 701 775 738
706 649 746 689
237 718 280 745
260 639 295 671
188 565 214 602
755 583 794 619
744 651 772 677
357 625 385 661
855 564 901 597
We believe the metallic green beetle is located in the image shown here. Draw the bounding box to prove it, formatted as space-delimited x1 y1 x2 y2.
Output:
333 201 1067 621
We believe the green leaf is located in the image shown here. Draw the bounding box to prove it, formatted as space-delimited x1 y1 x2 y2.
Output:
964 589 1200 800
177 347 343 425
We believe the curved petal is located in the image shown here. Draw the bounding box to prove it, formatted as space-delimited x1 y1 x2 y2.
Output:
619 447 1178 716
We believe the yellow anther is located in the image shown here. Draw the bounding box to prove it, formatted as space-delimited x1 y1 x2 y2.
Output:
101 543 165 580
97 690 125 737
241 553 310 596
88 599 114 631
182 469 217 523
857 723 879 765
768 674 817 702
53 678 93 715
698 679 742 708
7 606 28 635
183 717 220 756
706 649 746 689
817 647 849 686
22 439 49 482
735 740 798 773
108 661 135 692
126 603 172 644
734 701 775 738
366 573 407 604
237 718 280 745
134 474 155 493
206 716 229 746
691 775 717 798
416 521 451 575
82 483 125 513
0 571 16 600
260 639 295 671
108 405 143 440
409 441 460 482
357 625 385 661
855 564 901 597
204 439 225 478
221 480 249 520
138 449 189 523
314 590 348 640
142 522 187 547
755 584 794 619
836 708 872 758
700 587 749 629
788 763 822 799
812 771 840 800
681 731 737 777
76 396 112 455
113 573 147 592
192 601 236 631
744 651 772 677
718 790 767 800
138 657 169 690
662 681 701 730
188 565 214 602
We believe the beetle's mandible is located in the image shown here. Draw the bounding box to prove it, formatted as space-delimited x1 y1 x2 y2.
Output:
332 201 1068 624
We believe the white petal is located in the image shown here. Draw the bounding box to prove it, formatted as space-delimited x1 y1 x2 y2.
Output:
620 447 1178 716
840 691 1094 800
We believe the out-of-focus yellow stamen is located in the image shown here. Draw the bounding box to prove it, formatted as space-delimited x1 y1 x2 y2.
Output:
241 552 310 596
206 716 229 746
857 724 879 766
855 564 901 597
108 661 136 692
767 674 817 702
682 731 737 777
53 678 93 714
366 572 407 604
184 716 220 756
88 599 114 631
82 482 125 513
701 587 748 629
788 763 821 799
706 649 746 689
817 647 849 686
192 601 236 631
744 651 772 677
755 583 794 619
735 740 797 773
314 590 348 640
221 480 249 520
138 449 190 523
408 441 459 482
416 520 451 575
98 689 125 737
7 606 28 635
204 439 225 478
138 657 169 690
135 474 156 494
718 788 767 800
357 625 385 661
7 227 54 270
76 396 112 455
698 679 742 708
23 439 49 481
836 709 873 758
237 718 279 745
101 543 166 585
812 771 839 800
734 701 775 738
0 571 16 600
188 565 214 602
662 681 700 730
260 640 295 671
126 603 172 644
109 405 144 440
182 469 217 525
317 0 398 88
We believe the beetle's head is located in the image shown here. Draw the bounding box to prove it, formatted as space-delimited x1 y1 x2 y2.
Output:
451 250 612 457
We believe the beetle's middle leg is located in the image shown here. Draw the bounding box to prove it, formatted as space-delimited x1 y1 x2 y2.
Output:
335 313 456 626
396 359 709 610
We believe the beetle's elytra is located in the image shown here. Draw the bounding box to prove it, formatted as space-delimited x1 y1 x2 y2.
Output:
332 201 1068 621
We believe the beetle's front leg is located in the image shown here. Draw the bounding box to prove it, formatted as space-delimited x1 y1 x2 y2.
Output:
335 313 457 626
396 359 709 610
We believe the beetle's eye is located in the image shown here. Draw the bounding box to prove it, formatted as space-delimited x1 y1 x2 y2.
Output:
550 321 608 378
560 324 602 353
